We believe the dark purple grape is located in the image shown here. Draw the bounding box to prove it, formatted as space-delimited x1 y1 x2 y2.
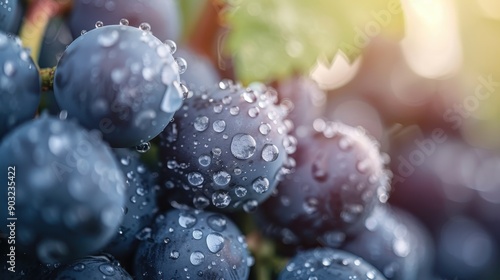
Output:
38 17 74 69
0 32 41 139
54 24 186 147
176 46 220 90
42 254 132 280
134 208 251 279
0 0 22 34
158 80 294 212
341 205 434 280
69 0 181 41
389 134 480 230
259 121 391 247
276 76 326 134
102 148 159 264
435 216 498 280
0 115 126 263
277 248 386 280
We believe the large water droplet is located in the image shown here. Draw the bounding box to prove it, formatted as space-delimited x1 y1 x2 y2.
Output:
187 172 204 186
194 116 209 132
212 120 226 133
135 227 152 240
206 233 225 253
198 155 211 167
252 177 270 194
207 215 227 231
193 229 203 240
170 250 180 259
212 191 231 208
136 142 151 153
235 186 247 198
242 89 257 103
259 123 271 135
190 251 205 266
243 200 258 212
261 144 279 162
95 21 104 28
175 57 187 74
139 22 151 32
73 263 85 272
119 18 129 25
99 264 116 276
164 40 177 54
213 171 231 186
230 134 257 159
178 213 197 228
160 80 184 113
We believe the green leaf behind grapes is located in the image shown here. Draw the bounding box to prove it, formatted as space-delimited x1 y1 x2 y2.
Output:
221 0 405 83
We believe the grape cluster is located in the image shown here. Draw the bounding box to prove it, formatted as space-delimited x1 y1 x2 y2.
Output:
0 1 499 280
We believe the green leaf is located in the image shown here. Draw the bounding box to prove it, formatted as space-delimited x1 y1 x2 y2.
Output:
221 0 405 83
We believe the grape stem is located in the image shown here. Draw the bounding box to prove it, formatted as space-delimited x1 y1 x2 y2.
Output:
19 0 72 63
40 67 56 92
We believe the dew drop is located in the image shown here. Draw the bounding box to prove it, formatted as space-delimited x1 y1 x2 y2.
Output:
252 177 270 194
207 215 227 231
212 191 231 208
242 89 257 103
194 116 209 132
261 144 279 162
198 155 211 167
99 264 115 276
135 142 151 153
170 250 180 259
73 263 85 272
190 251 205 266
139 22 151 32
213 171 231 186
229 106 240 115
213 120 226 133
178 213 197 228
243 200 258 212
95 21 104 28
119 18 129 25
192 229 203 240
193 195 210 209
259 123 271 135
235 186 247 198
206 233 225 253
175 57 187 74
164 40 177 54
230 134 257 159
187 172 204 186
160 80 184 113
135 227 152 240
3 61 15 76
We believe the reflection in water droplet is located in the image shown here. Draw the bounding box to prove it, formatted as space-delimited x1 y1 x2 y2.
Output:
252 177 270 194
99 264 116 276
231 134 257 159
206 233 225 253
194 116 209 132
212 191 231 208
190 251 205 266
178 213 197 228
207 215 227 231
261 144 279 162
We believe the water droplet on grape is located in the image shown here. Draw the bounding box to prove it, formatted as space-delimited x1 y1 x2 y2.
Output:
206 233 225 253
252 177 270 194
261 144 279 162
230 134 256 159
190 251 205 265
